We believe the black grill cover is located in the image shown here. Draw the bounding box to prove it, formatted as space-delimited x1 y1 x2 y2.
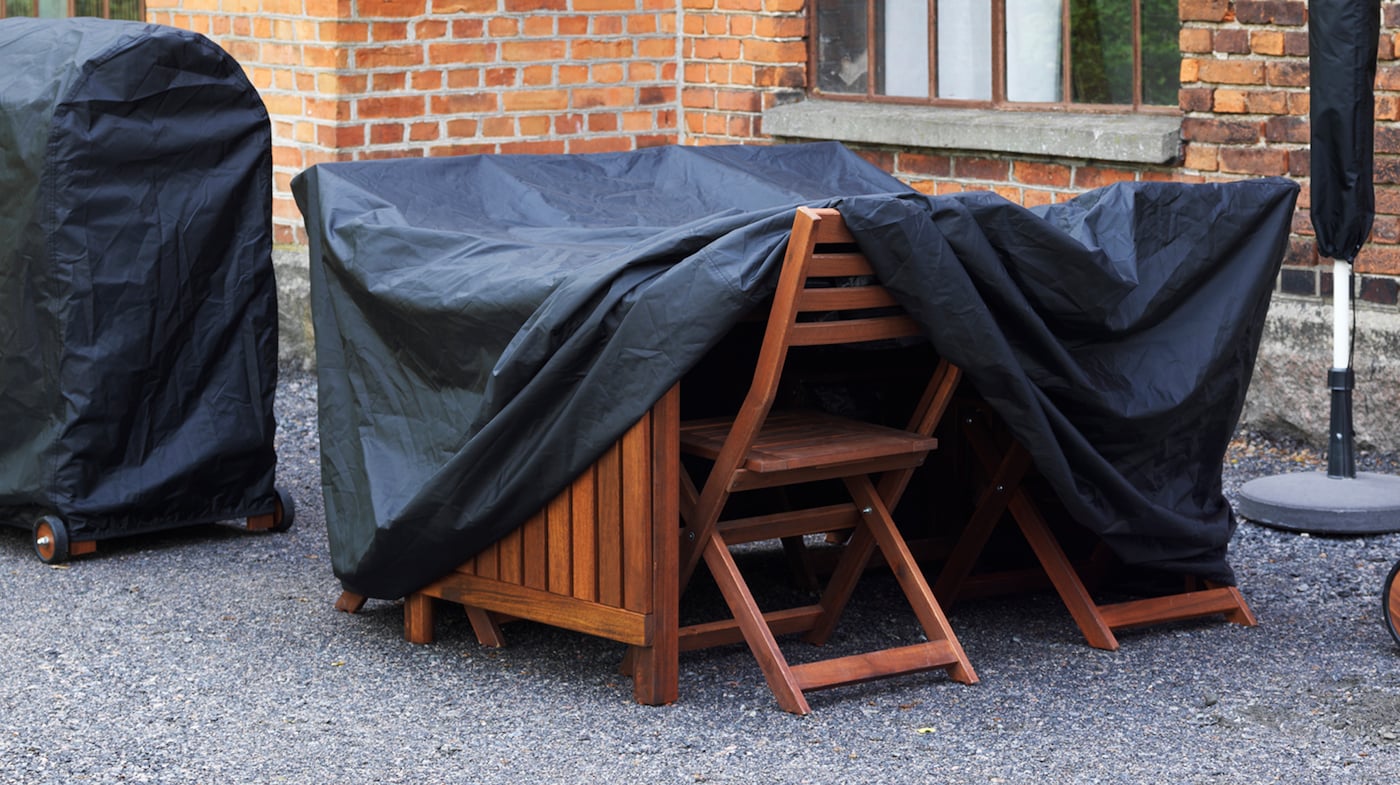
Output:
0 19 279 538
294 143 1298 600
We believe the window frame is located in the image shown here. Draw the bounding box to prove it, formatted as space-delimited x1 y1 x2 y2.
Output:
808 0 1179 115
0 0 146 19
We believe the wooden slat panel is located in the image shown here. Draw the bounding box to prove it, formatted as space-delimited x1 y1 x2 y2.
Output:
498 521 523 585
634 385 680 706
546 489 572 595
522 505 548 590
788 316 923 345
796 286 898 312
571 466 599 602
621 406 652 614
596 441 624 607
422 573 650 646
476 522 501 581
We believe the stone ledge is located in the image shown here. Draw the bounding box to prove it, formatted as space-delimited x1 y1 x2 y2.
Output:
763 99 1183 165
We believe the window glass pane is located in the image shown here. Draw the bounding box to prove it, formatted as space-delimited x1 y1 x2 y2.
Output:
74 0 103 16
937 0 991 100
815 0 870 94
1006 0 1062 102
878 0 929 98
4 0 35 15
1140 0 1179 105
1070 0 1132 104
109 0 140 20
36 0 66 16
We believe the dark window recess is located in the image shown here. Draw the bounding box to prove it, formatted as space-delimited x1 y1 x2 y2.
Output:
1360 276 1400 306
1279 268 1318 296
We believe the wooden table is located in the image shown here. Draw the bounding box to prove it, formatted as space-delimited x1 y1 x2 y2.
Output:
378 386 681 705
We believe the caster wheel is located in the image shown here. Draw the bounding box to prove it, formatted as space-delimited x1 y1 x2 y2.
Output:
270 486 296 533
33 515 70 565
1385 558 1400 648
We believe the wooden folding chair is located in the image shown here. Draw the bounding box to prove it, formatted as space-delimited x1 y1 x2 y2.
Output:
934 399 1256 650
676 206 976 715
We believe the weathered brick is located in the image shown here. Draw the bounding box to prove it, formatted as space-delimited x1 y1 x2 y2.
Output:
1250 30 1285 56
1182 117 1260 144
1179 0 1231 22
1279 268 1316 294
1213 89 1247 113
1283 31 1309 56
955 157 1010 182
1179 87 1214 112
1184 143 1220 171
1074 166 1136 189
1377 156 1400 184
898 152 952 178
1245 90 1289 115
1180 28 1213 54
1013 160 1072 187
357 95 425 119
1218 146 1289 175
1198 59 1266 85
1266 61 1309 87
1357 245 1400 275
1264 115 1309 143
1235 0 1306 26
1287 150 1309 177
1213 29 1250 54
1360 276 1400 306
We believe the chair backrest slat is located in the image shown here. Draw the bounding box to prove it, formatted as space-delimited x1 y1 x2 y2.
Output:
797 286 900 312
788 315 924 346
808 253 875 278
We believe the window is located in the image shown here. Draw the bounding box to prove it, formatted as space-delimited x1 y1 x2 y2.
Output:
0 0 143 19
813 0 1180 110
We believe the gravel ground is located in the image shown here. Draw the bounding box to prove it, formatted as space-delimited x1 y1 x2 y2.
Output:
2 367 1399 784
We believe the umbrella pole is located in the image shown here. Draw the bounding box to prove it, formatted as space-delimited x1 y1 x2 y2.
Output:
1328 258 1356 478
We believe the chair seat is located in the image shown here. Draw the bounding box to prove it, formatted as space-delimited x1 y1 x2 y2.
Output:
680 410 938 473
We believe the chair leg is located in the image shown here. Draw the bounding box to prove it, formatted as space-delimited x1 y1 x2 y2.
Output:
464 606 507 647
844 476 977 685
701 534 811 715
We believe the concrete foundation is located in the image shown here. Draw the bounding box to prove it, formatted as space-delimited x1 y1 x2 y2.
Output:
1241 297 1400 452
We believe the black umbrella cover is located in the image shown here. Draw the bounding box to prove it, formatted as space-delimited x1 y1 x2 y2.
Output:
1309 0 1380 261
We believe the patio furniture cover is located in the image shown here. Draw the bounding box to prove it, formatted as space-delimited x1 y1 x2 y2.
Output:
294 142 1298 599
0 19 279 537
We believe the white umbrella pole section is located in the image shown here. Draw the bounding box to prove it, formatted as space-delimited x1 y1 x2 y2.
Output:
1329 257 1356 478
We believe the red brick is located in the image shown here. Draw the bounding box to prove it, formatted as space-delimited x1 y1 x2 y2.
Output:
1377 156 1400 185
1197 59 1266 85
1179 0 1230 22
432 0 494 11
1266 61 1309 87
1179 87 1214 112
1180 28 1213 54
359 0 427 17
897 152 952 178
743 38 806 64
1218 147 1290 176
432 93 499 114
1234 0 1306 25
370 123 405 144
1013 160 1072 187
503 90 569 111
1250 30 1285 56
519 115 553 136
357 95 425 119
1213 29 1250 54
573 39 634 59
1073 166 1136 189
408 122 440 142
428 42 496 65
955 157 1010 182
502 40 567 61
446 119 481 137
1183 118 1259 144
1357 244 1400 275
356 45 424 69
1264 115 1309 143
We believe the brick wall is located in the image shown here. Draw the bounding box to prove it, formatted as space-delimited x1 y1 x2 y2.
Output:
146 1 1400 309
146 0 680 245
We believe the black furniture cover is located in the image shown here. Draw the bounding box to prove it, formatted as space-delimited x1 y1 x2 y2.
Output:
294 142 1298 600
0 19 279 539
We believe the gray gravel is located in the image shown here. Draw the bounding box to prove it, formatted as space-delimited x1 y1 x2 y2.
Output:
3 367 1399 784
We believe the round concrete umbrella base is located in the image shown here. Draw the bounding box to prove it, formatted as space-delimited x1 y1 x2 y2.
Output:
1237 471 1400 535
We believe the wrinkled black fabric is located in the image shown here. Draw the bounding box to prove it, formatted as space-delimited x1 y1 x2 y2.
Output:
294 143 1298 599
1310 0 1379 261
0 19 279 538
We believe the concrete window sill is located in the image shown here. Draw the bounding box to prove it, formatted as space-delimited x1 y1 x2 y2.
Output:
762 99 1182 165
